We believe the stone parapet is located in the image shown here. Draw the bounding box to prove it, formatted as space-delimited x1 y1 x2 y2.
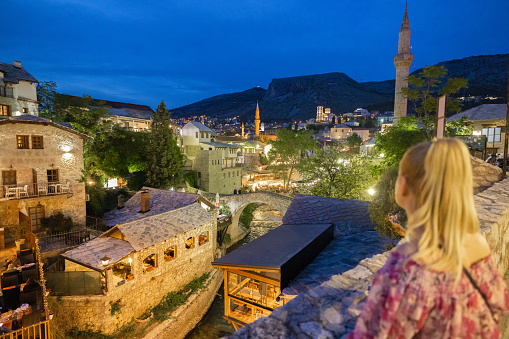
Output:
230 177 509 338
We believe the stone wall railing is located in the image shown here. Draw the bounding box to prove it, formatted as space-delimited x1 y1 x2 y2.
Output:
230 177 509 338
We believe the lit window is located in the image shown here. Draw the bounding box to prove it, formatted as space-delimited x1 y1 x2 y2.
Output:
482 127 501 143
17 135 29 149
164 245 176 261
22 107 28 113
32 136 44 149
199 231 209 246
143 253 157 272
47 169 59 183
185 237 195 250
0 105 10 116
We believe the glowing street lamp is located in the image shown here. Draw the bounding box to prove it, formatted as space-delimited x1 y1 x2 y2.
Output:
368 188 375 196
379 153 385 158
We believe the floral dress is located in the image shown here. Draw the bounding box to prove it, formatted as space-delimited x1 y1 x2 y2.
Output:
348 251 509 339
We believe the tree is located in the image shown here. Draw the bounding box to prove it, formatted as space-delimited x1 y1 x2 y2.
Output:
299 146 376 200
347 133 363 154
268 129 317 192
331 116 336 125
146 101 183 189
37 81 57 120
401 64 468 139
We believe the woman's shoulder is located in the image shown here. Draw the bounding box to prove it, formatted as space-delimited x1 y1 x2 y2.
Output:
463 233 491 268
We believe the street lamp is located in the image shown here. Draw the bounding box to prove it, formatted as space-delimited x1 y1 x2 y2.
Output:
368 188 375 196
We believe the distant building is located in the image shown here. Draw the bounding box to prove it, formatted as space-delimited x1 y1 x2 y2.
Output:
316 106 324 122
182 122 242 194
393 5 413 124
351 128 371 142
0 60 39 117
328 124 353 140
354 108 370 117
377 113 394 126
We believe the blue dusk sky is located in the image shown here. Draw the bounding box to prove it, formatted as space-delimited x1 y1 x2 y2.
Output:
2 1 508 109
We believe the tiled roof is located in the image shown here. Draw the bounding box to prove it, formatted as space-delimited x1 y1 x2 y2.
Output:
103 187 200 227
114 202 214 251
333 124 351 129
282 194 374 235
0 115 91 140
62 237 135 272
448 104 506 122
0 62 38 84
200 141 243 149
215 136 244 142
184 121 215 132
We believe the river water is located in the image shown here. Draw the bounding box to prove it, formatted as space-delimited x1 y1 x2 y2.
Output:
186 205 283 339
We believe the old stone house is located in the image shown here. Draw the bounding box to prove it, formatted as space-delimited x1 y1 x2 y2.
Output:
182 121 243 194
0 115 89 231
52 188 217 333
449 104 507 157
0 60 39 117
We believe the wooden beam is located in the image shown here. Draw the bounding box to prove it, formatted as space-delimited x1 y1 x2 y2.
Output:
224 270 229 318
227 268 280 287
227 294 274 312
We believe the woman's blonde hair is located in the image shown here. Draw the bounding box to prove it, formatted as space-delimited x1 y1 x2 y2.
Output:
399 138 479 280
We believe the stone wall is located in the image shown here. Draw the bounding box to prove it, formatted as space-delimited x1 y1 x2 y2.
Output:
230 177 509 338
0 122 86 228
471 155 502 191
52 219 217 334
0 96 38 116
194 149 242 195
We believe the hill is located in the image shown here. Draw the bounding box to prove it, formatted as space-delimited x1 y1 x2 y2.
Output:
170 54 509 121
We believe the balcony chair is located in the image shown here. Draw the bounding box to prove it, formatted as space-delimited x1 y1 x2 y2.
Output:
19 185 29 198
37 185 47 196
5 187 17 198
21 266 39 283
60 181 70 193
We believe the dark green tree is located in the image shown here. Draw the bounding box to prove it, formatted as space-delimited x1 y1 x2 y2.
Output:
347 133 363 154
37 81 57 120
146 101 183 189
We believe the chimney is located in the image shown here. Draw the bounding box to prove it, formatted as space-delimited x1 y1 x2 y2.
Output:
140 190 150 213
13 60 21 68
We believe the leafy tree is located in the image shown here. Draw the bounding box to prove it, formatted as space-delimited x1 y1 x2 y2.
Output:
401 64 468 139
184 170 198 188
37 81 57 120
347 133 363 154
299 146 377 200
446 116 474 136
268 129 317 192
146 101 183 189
361 117 378 128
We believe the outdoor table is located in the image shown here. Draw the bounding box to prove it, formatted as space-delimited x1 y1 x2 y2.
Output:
48 183 61 194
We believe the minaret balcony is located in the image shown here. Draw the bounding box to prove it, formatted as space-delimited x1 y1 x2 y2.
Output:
394 53 413 67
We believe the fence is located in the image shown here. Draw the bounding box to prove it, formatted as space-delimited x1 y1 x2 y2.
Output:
0 320 51 339
38 228 102 252
46 271 102 296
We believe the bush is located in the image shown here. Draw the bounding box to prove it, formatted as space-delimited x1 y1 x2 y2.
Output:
239 203 259 228
369 167 405 242
127 171 147 191
41 212 74 234
183 170 198 188
86 184 106 217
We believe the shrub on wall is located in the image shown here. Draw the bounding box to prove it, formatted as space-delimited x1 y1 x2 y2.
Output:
42 212 74 234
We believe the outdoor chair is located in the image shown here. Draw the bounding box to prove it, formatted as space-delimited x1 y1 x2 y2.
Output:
20 243 32 251
21 267 38 283
1 272 19 288
37 185 47 196
19 185 29 198
2 285 20 311
19 253 35 266
60 181 70 193
19 289 41 311
6 187 17 198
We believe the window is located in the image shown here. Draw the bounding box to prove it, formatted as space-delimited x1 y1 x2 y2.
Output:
482 127 502 143
0 105 10 116
164 245 176 261
17 135 29 149
185 237 195 250
112 258 133 282
22 107 28 113
2 170 16 185
47 169 59 183
32 136 44 149
199 231 209 246
143 253 157 272
198 172 201 178
28 205 44 232
200 132 204 138
195 132 198 138
124 122 130 128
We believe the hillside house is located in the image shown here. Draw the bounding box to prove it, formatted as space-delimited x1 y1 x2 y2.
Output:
0 115 89 231
48 188 217 333
0 60 38 117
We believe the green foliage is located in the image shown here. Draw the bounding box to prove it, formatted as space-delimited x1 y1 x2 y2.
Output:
86 184 107 217
374 116 427 170
268 129 318 192
37 81 57 120
360 117 378 128
347 133 363 154
127 171 147 191
41 212 74 234
368 167 405 241
184 171 198 188
239 203 260 228
67 327 111 339
146 101 183 189
258 153 269 166
299 148 377 200
446 116 474 136
109 301 122 316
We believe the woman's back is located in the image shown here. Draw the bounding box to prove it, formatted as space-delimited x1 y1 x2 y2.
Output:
348 248 508 338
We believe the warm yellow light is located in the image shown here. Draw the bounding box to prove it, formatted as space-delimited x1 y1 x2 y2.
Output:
379 153 385 158
368 188 375 196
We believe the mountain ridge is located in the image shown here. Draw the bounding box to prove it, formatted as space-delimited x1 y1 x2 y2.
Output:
170 54 509 121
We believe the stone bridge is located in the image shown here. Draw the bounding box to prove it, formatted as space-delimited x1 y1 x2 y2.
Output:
221 192 293 244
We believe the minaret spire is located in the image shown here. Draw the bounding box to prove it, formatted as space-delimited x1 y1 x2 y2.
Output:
255 101 260 137
241 121 245 139
393 4 413 125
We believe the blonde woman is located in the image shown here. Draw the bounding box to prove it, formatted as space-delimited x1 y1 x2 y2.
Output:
349 139 509 338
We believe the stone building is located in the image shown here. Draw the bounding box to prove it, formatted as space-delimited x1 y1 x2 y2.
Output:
0 60 39 117
327 123 353 140
0 115 89 231
393 5 413 124
50 188 217 334
449 104 507 157
182 121 242 194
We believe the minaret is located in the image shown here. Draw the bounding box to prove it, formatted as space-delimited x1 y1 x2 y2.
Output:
241 122 245 139
393 4 413 125
255 101 260 137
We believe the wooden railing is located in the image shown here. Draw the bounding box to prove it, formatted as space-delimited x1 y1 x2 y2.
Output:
0 320 51 339
38 228 102 252
1 182 72 200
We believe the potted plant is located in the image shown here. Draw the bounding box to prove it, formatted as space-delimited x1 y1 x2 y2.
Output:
11 221 30 251
127 274 134 281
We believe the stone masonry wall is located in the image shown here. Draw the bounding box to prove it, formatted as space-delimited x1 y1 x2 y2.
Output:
53 219 217 334
0 122 86 228
230 177 509 338
471 155 502 191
